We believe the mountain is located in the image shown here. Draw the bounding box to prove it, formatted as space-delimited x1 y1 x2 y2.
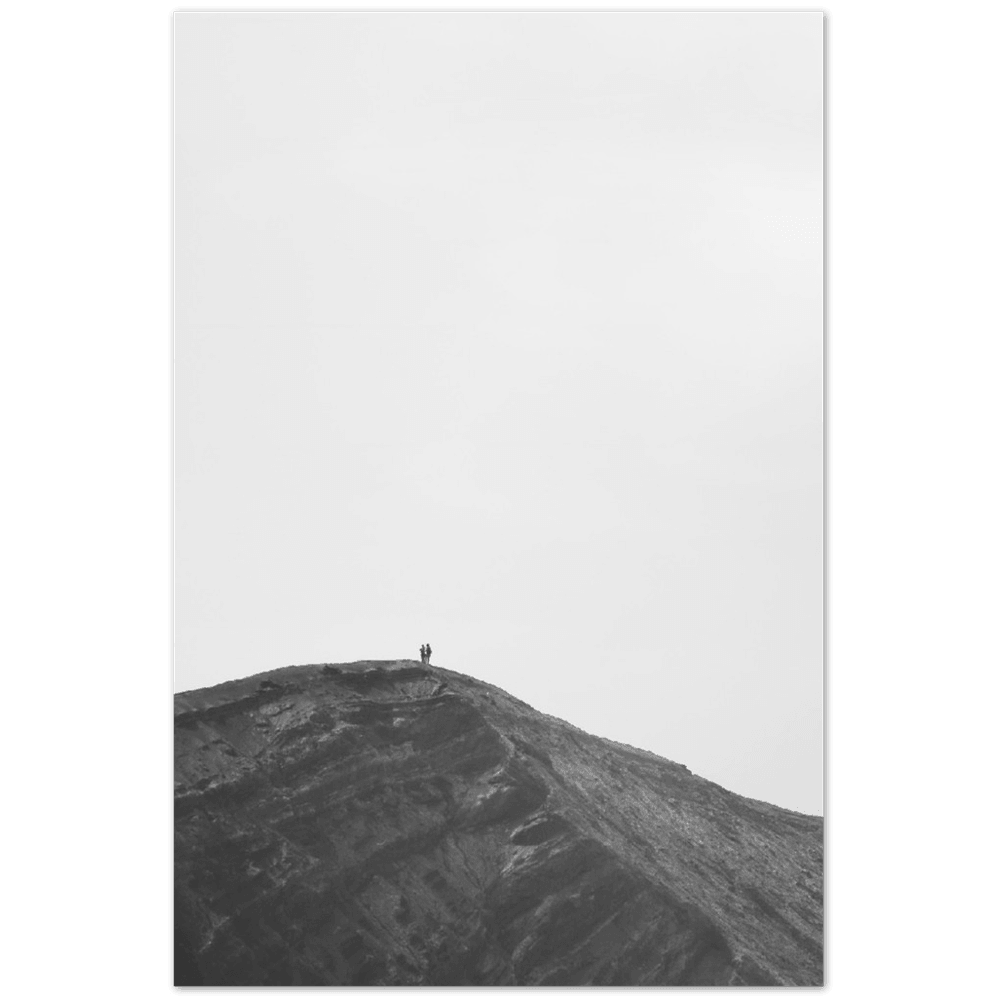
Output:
174 660 823 986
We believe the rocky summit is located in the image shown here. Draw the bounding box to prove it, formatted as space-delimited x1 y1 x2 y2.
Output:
174 661 823 986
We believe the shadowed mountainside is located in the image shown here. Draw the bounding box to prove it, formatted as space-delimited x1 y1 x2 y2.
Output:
175 660 822 986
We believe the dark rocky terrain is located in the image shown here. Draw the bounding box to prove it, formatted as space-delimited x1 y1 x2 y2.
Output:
175 661 822 986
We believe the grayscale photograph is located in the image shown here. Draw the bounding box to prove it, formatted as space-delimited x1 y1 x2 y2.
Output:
174 11 824 987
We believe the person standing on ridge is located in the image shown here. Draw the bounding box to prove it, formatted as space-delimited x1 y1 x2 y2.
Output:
426 643 432 665
419 644 427 664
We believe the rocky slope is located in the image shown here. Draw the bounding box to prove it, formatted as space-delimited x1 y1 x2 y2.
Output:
175 660 822 986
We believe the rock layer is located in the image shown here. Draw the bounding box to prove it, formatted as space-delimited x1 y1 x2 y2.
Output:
175 661 822 986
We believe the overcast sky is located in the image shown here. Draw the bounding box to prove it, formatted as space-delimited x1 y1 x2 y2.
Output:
174 12 823 815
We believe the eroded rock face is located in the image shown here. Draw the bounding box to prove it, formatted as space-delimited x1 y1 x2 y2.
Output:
175 661 822 986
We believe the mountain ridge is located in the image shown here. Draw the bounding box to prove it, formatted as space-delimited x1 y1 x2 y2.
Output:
175 659 823 985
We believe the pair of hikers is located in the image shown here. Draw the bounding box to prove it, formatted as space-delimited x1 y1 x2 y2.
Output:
419 643 433 665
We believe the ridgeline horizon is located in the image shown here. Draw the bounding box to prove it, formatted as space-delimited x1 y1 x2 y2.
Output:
175 659 823 985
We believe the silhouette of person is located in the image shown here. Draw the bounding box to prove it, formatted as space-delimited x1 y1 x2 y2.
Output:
426 643 432 665
419 644 427 664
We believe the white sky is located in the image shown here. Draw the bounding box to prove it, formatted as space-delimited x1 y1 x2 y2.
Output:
174 12 823 814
